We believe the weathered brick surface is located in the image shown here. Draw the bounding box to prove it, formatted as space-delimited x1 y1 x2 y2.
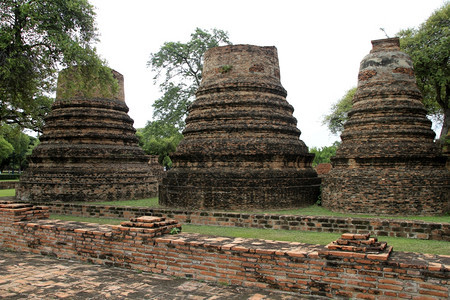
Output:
26 201 450 241
148 155 166 185
160 45 320 209
315 163 332 176
16 69 158 202
1 203 448 299
0 182 17 189
322 38 450 215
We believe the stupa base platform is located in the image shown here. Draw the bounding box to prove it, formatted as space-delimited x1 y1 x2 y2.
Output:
159 169 320 210
322 167 449 216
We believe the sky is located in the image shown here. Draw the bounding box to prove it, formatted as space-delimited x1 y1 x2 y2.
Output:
90 0 446 148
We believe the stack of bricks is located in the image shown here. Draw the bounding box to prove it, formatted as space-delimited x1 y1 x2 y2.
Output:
322 38 449 215
16 68 158 202
119 216 181 238
160 44 320 209
0 202 49 222
321 233 393 261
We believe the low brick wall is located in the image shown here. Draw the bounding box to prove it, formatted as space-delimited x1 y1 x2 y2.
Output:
0 182 17 189
35 202 450 241
0 202 448 299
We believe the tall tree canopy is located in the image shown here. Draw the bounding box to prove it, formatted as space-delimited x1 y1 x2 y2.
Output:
142 28 231 166
322 87 356 135
147 27 232 131
323 3 449 139
0 124 36 171
309 142 340 167
137 121 183 169
0 0 114 133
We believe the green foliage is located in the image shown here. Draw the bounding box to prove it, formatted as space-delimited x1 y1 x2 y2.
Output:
322 87 356 136
138 121 184 169
148 28 232 131
0 136 13 164
397 2 450 139
0 0 114 133
169 227 181 235
0 124 36 171
219 65 233 74
309 142 340 167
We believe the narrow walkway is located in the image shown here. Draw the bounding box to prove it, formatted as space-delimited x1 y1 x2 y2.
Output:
0 249 303 299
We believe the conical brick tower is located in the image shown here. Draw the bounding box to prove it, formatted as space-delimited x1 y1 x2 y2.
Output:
159 44 320 209
322 38 449 215
16 68 158 202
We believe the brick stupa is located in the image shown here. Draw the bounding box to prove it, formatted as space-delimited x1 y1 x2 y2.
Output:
16 68 158 202
159 44 320 209
322 38 449 215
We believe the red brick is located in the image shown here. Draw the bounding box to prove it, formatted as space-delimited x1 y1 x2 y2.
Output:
419 289 448 298
419 283 448 292
379 284 404 291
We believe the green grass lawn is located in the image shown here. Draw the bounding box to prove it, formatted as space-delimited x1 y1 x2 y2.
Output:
49 214 450 256
87 197 159 207
51 214 123 225
0 189 15 197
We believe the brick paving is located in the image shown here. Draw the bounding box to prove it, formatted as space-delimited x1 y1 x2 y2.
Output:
0 249 303 299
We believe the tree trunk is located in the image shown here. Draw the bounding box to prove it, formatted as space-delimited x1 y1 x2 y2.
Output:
439 107 450 140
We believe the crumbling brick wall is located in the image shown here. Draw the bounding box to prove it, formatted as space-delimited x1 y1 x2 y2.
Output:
0 202 448 299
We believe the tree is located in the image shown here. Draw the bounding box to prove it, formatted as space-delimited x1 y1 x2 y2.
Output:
322 87 356 135
148 28 232 131
0 136 13 165
0 124 31 172
309 142 340 167
138 121 183 169
0 0 115 133
398 2 450 140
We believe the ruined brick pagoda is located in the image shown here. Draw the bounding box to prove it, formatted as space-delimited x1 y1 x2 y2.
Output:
16 68 158 202
322 38 449 215
159 44 320 209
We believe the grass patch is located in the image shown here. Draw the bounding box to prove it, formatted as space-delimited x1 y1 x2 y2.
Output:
50 214 123 225
86 197 159 207
0 179 19 182
49 214 450 256
0 189 15 197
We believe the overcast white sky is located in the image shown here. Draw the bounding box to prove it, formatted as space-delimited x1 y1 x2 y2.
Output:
90 0 445 148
